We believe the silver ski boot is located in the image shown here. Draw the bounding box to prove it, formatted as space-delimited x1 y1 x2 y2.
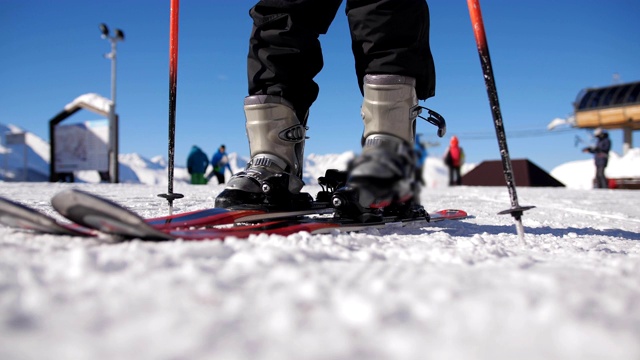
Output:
332 75 425 221
215 95 313 210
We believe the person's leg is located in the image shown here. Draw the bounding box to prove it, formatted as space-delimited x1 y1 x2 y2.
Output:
596 165 607 188
191 173 201 185
332 0 435 220
217 1 343 210
415 167 425 185
346 0 435 100
216 172 225 185
247 0 343 118
448 167 454 186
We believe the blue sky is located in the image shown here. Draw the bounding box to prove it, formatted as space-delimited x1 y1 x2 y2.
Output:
1 0 639 172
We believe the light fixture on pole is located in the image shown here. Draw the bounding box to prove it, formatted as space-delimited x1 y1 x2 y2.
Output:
99 23 125 183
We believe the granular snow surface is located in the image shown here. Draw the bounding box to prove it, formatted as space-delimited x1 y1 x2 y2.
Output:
0 182 639 360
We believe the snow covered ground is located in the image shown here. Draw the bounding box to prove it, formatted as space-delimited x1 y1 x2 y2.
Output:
1 181 639 360
2 122 640 359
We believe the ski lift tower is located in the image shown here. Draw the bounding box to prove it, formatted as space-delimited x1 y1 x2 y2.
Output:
99 23 125 183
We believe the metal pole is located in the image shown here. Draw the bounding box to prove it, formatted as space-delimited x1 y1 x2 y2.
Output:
101 24 123 184
2 135 7 180
109 39 119 183
158 0 184 213
111 41 117 106
23 142 27 181
467 0 534 243
623 127 632 155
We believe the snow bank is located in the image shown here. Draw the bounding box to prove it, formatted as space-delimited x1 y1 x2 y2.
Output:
551 149 640 189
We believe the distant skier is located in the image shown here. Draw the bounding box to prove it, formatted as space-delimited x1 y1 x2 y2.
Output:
444 136 465 186
208 145 232 184
582 128 611 189
186 145 209 185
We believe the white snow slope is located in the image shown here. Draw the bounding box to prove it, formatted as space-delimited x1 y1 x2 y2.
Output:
0 182 639 360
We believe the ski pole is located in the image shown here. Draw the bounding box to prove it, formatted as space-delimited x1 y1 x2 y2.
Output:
466 0 534 242
158 0 184 213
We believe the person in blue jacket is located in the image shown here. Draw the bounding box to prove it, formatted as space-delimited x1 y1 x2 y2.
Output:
208 144 232 184
186 145 209 185
414 134 428 185
582 128 611 189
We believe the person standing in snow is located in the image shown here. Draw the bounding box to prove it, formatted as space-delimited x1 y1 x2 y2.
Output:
414 134 428 185
186 145 209 185
582 127 611 189
444 135 464 186
208 144 232 184
215 0 437 221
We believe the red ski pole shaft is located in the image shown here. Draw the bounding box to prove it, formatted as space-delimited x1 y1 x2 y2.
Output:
467 0 488 52
159 0 184 211
169 0 179 106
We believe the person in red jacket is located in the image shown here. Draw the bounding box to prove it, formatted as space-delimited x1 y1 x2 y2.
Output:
444 136 465 186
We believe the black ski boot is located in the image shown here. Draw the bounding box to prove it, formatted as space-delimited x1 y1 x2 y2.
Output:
215 95 313 211
332 75 426 222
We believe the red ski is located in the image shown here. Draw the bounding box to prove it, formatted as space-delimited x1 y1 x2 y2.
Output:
0 193 330 238
167 209 469 241
50 189 468 241
1 189 468 242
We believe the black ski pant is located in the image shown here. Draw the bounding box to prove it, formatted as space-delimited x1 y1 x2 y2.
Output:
247 0 435 118
448 166 461 186
595 164 607 188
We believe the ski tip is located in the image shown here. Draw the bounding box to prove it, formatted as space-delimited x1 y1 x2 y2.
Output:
51 189 119 216
51 188 174 241
433 209 468 217
51 188 144 227
51 189 83 217
0 195 93 236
